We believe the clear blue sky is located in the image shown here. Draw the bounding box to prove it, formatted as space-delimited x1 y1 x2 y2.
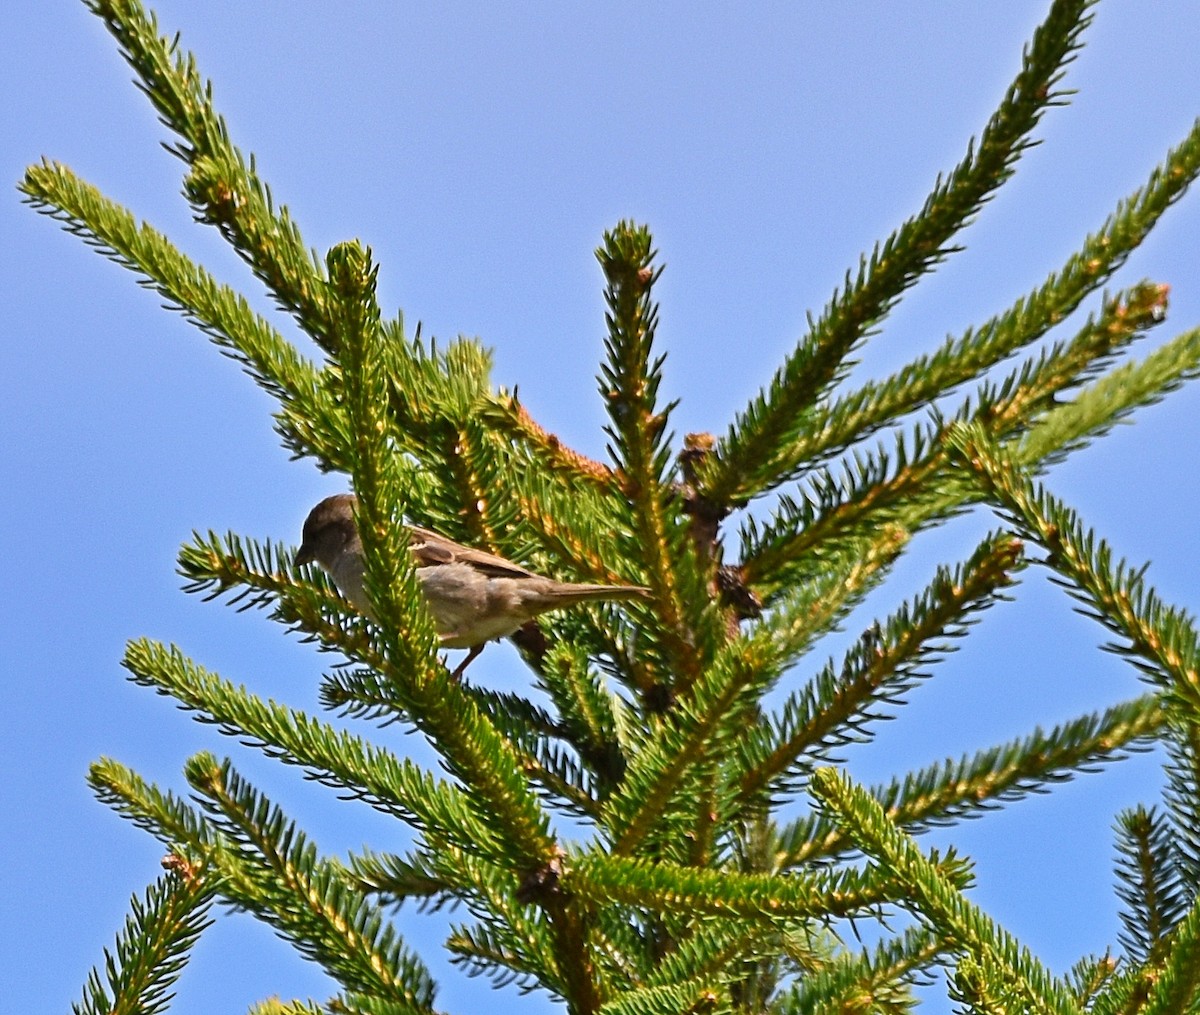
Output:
5 3 1200 1012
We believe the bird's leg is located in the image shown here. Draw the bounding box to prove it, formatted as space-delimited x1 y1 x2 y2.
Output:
449 643 485 682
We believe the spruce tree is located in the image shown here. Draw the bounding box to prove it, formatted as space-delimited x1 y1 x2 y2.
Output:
21 1 1200 1012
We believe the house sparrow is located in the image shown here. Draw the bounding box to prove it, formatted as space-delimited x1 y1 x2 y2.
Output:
296 494 650 676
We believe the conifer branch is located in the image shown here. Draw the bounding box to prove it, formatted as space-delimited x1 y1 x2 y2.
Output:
1065 953 1120 1010
737 532 1024 804
439 417 521 551
538 644 628 794
448 858 573 1001
779 693 1165 868
375 321 496 434
467 686 564 744
516 476 651 590
329 241 435 675
35 3 525 487
1019 321 1200 466
741 281 1169 599
89 758 218 850
72 864 216 1015
367 323 517 502
646 915 791 1015
602 522 906 857
782 87 1200 469
1086 965 1151 1015
353 847 567 1000
247 999 327 1015
179 529 338 619
597 224 711 691
485 394 617 488
18 160 341 467
637 921 816 996
523 744 605 820
362 855 581 1006
810 767 1081 1015
20 152 636 514
349 848 459 907
335 247 602 1015
445 683 608 817
598 980 725 1015
569 851 971 924
1140 898 1200 1015
330 241 557 867
598 649 765 857
1163 728 1200 898
700 0 1099 509
949 424 1200 712
980 282 1170 429
448 919 566 1002
184 754 439 1010
514 485 660 694
316 664 543 762
83 0 337 348
178 529 407 690
950 955 1025 1015
120 638 510 859
1113 805 1189 965
742 523 912 687
880 694 1163 835
773 925 947 1015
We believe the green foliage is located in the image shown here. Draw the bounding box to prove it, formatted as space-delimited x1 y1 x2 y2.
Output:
73 864 215 1015
701 0 1102 509
1113 806 1190 965
23 0 1200 1011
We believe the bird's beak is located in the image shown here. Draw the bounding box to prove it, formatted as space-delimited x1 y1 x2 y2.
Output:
295 544 315 567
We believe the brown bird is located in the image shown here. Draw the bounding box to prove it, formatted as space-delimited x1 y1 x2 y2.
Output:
296 494 650 676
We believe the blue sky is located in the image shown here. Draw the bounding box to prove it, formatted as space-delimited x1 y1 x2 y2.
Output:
5 3 1200 1013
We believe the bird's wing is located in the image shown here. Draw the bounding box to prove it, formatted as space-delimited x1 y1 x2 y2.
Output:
408 525 538 580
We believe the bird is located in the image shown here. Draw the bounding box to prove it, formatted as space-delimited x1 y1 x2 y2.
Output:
295 494 650 677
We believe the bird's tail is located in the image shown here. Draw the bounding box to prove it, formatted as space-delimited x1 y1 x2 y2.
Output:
549 583 651 604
